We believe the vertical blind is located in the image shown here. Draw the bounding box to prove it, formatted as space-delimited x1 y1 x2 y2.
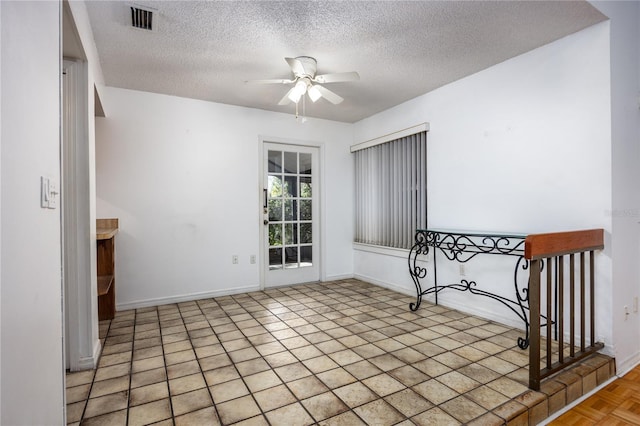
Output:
354 131 427 249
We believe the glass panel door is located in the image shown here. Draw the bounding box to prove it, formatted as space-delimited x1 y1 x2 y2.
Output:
264 143 319 287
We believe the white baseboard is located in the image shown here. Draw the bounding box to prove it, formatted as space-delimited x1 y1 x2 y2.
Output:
432 296 528 331
116 276 359 312
614 351 640 377
116 285 261 311
353 273 415 297
354 273 526 330
324 273 355 281
71 340 102 371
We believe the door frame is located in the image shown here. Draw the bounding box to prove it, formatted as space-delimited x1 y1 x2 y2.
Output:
258 136 326 290
63 58 100 371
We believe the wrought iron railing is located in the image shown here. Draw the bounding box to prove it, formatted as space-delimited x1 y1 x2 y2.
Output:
525 229 605 390
407 229 533 348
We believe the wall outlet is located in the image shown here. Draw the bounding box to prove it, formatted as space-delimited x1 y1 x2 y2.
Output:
232 255 238 264
634 297 638 313
459 264 466 276
250 255 256 264
624 305 630 320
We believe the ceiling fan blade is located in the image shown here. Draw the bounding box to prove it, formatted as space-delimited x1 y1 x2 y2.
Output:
245 78 294 84
314 84 344 104
313 71 360 84
285 57 306 76
278 88 294 106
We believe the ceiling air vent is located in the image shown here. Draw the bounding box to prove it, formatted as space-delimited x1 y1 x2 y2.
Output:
131 6 153 31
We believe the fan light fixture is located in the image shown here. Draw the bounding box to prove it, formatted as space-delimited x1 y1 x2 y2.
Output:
288 80 308 103
307 85 322 102
287 81 323 104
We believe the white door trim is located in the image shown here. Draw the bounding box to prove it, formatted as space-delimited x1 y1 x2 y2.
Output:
258 135 326 290
63 59 100 371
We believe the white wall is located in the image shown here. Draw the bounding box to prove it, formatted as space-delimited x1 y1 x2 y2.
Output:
591 1 640 375
96 88 353 309
353 23 614 347
0 2 64 424
0 1 3 418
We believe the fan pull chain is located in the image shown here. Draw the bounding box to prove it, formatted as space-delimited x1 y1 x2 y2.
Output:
302 95 307 123
295 96 307 123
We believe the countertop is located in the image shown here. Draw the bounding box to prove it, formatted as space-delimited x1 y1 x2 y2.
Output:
97 218 119 240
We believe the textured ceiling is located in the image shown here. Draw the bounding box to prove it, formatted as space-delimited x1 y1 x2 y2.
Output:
85 1 606 123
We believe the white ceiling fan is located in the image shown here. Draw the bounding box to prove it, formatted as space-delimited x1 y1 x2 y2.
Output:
247 56 360 106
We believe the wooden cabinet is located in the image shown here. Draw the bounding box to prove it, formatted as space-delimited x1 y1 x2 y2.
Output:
97 218 118 321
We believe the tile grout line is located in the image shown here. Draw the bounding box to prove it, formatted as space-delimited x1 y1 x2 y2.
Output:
157 305 178 425
77 318 112 423
125 309 136 426
182 299 225 424
192 298 228 424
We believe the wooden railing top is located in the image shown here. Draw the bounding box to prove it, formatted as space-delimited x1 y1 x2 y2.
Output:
525 229 604 260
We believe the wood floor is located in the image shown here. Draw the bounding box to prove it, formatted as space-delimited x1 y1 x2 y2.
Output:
549 364 640 425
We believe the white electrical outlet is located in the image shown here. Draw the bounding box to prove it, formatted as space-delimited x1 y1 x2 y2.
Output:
232 255 239 264
250 255 256 264
634 297 638 313
459 264 466 276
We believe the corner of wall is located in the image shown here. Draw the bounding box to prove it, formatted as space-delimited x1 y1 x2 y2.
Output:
0 1 3 419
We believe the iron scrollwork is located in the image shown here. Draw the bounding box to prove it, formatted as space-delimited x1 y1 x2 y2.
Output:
408 229 539 349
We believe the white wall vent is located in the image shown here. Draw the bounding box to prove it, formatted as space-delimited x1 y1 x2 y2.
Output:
131 6 154 31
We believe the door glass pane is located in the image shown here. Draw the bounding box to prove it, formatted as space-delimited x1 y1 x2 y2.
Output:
284 152 297 174
268 175 283 197
300 153 312 174
300 223 312 244
269 224 282 246
300 200 312 220
268 199 282 222
300 177 312 198
284 223 298 245
300 246 312 266
269 248 282 269
284 247 298 268
283 176 297 197
268 151 282 173
284 200 297 221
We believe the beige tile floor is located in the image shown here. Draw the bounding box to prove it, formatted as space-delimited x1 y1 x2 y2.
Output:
65 279 612 425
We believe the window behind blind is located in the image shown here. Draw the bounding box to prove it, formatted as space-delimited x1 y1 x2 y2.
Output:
354 131 427 249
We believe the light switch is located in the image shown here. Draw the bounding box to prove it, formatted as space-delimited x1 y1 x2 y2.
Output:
40 176 59 209
41 176 50 208
48 180 58 209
